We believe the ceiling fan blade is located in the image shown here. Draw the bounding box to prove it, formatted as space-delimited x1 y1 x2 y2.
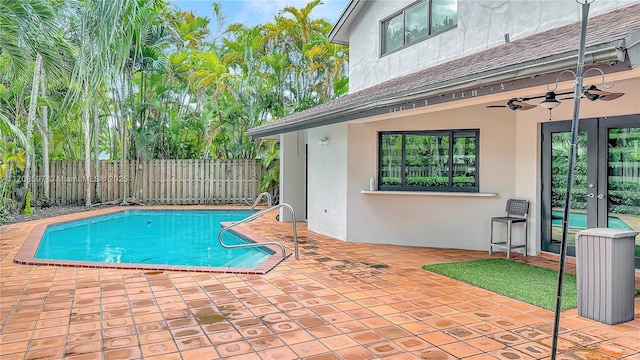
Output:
512 101 536 110
598 92 624 101
486 105 507 108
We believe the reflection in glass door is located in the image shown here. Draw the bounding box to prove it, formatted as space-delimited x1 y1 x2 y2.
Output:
603 119 640 268
541 115 640 268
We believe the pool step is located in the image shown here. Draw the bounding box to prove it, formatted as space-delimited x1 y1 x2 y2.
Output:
225 250 270 268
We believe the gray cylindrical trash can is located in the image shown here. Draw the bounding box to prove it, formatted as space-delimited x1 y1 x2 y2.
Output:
575 228 638 325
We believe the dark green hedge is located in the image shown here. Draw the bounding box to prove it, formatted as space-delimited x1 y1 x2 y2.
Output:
381 176 475 187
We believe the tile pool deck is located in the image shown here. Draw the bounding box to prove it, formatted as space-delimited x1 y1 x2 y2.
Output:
1 206 639 359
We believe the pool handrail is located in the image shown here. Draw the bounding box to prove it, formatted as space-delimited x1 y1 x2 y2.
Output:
218 203 299 260
249 192 272 214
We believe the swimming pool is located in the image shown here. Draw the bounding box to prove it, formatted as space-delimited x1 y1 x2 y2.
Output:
551 211 633 230
15 208 287 274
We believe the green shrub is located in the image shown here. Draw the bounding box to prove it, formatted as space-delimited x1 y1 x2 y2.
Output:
453 176 475 187
36 196 52 208
406 176 448 187
381 177 401 185
610 181 640 192
23 191 33 215
610 205 640 216
383 176 476 188
0 207 12 223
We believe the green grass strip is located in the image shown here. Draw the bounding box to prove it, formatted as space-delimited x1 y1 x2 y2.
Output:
422 258 577 311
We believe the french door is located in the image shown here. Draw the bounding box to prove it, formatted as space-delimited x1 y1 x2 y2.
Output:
541 115 640 268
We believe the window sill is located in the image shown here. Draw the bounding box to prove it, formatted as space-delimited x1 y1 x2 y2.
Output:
361 190 498 197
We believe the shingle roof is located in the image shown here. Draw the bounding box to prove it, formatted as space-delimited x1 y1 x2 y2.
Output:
247 3 640 138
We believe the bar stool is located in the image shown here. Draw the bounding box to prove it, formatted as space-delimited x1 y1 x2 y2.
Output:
489 199 529 259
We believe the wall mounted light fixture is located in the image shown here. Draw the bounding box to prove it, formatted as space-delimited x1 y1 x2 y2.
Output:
318 138 329 146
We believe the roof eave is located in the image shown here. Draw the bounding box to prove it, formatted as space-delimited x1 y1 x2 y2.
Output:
247 43 627 139
625 30 640 68
328 0 362 45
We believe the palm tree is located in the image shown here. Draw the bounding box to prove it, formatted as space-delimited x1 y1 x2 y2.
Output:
261 50 291 118
0 139 26 212
277 0 347 110
67 0 166 205
0 0 353 209
171 10 211 51
0 113 28 151
258 139 280 198
0 0 68 77
0 0 71 204
24 53 43 194
280 0 323 45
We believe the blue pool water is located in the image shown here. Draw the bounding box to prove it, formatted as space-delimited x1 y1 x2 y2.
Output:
35 210 272 268
551 211 633 230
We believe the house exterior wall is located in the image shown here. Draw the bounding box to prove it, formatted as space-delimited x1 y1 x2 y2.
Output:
306 124 349 240
334 71 639 253
348 0 635 92
279 131 307 221
276 0 640 255
345 104 518 251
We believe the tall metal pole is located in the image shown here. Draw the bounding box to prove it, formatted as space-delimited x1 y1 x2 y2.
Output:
550 1 591 358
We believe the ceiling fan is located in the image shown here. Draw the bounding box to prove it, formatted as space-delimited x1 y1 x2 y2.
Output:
582 85 625 101
485 91 571 111
486 98 537 111
486 86 625 111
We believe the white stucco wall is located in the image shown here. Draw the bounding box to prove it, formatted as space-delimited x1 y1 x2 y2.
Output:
348 0 635 92
279 131 307 221
306 124 349 240
344 105 518 251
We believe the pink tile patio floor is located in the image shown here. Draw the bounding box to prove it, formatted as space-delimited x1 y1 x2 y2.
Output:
1 206 639 359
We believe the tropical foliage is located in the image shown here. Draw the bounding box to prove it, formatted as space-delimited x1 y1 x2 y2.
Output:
0 0 348 210
551 129 640 216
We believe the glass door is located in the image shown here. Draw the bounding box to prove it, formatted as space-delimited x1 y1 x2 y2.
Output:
541 115 640 268
601 117 640 268
541 119 597 257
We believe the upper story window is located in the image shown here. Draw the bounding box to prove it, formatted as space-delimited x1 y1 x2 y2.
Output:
382 0 458 55
378 129 479 192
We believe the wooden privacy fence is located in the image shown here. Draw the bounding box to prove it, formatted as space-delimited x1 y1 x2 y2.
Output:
32 159 265 205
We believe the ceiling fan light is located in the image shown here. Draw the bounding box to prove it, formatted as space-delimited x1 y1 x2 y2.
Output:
539 92 561 109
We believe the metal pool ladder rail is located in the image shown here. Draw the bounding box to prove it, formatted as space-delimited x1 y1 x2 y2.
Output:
250 192 272 214
218 203 299 260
